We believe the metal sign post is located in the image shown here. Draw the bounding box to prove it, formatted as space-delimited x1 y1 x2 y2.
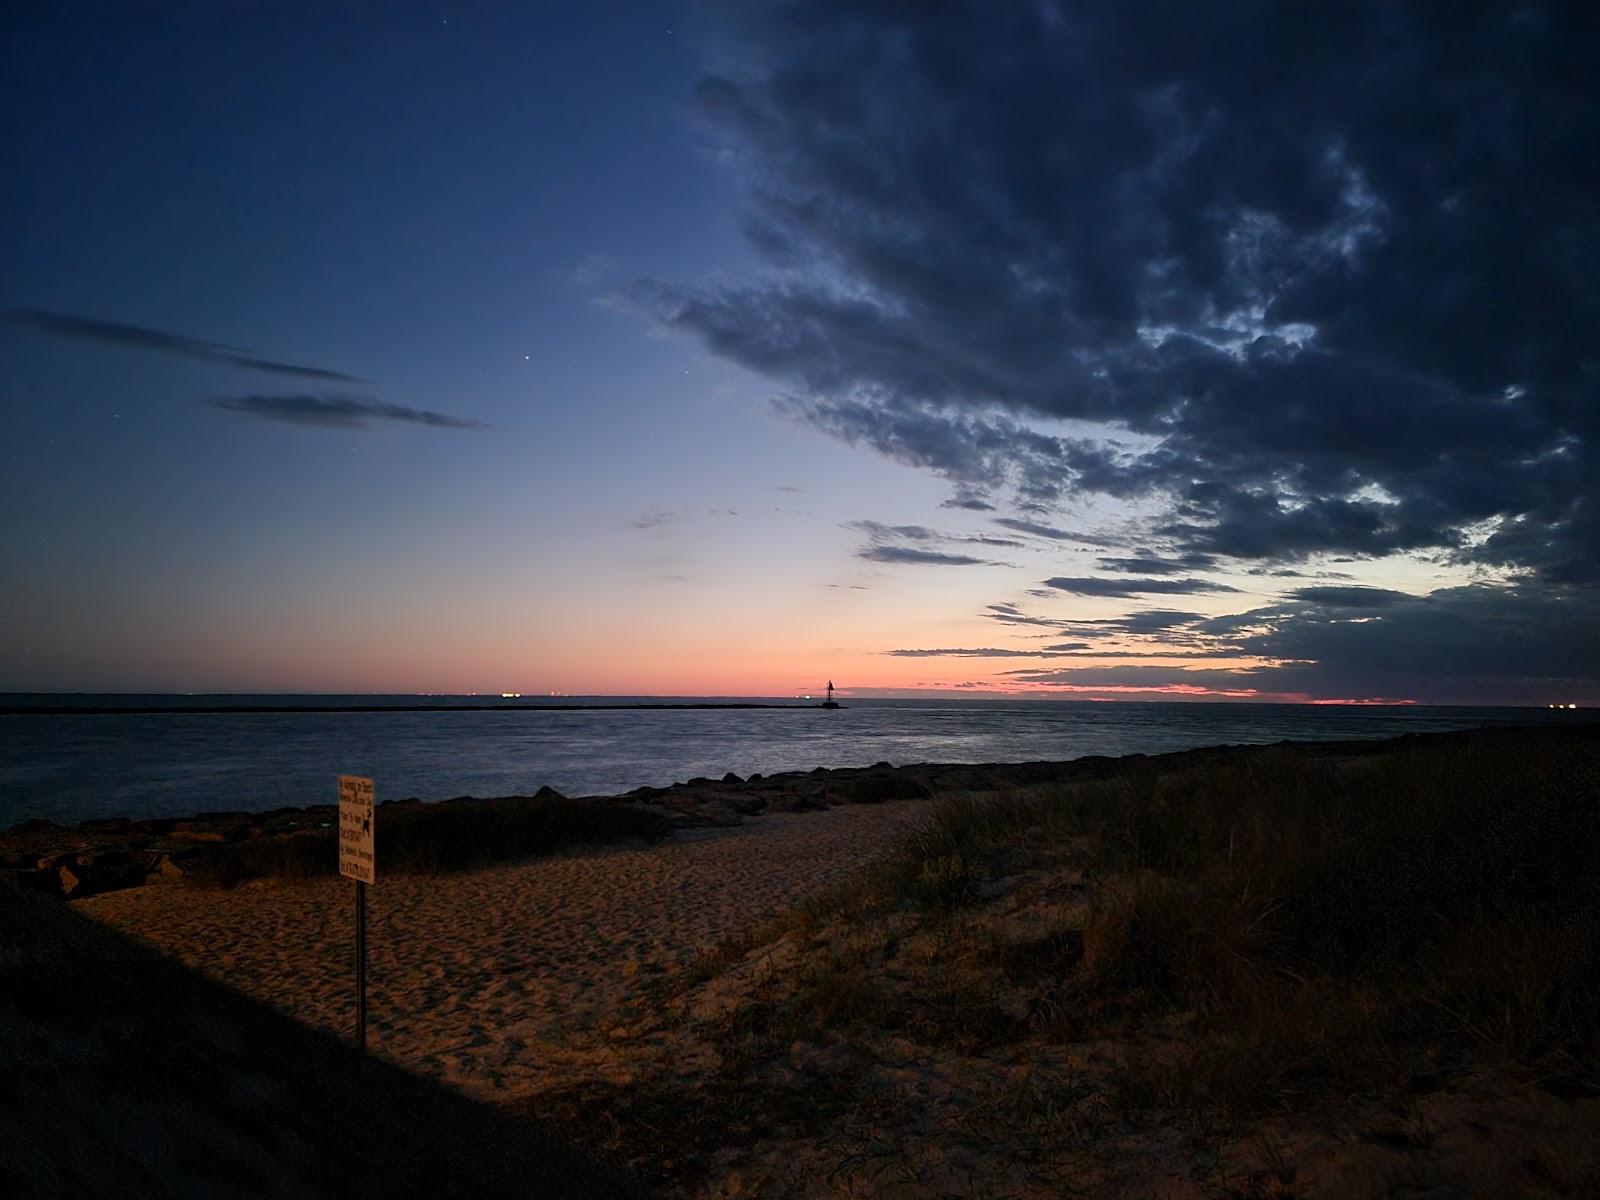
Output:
355 878 366 1051
337 774 376 1051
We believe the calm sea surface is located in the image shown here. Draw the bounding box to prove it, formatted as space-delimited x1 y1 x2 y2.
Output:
1 695 1591 828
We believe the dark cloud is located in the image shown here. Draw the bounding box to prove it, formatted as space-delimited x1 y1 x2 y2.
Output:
1285 585 1416 608
7 308 364 382
1039 648 1220 659
942 492 996 512
968 535 1028 548
207 394 484 430
1247 567 1358 580
996 585 1600 703
858 545 990 566
1043 575 1239 598
997 664 1277 697
774 394 1131 508
1095 610 1208 634
885 644 1092 658
1225 585 1600 700
644 2 1599 581
1063 609 1211 640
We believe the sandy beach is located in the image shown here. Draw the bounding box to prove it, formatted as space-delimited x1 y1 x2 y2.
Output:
33 729 1600 1197
77 800 925 1102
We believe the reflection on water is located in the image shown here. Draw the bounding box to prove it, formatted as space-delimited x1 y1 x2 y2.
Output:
0 695 1588 826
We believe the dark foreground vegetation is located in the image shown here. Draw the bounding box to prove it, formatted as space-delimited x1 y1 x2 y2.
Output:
0 886 642 1199
2 792 670 896
184 793 671 887
535 726 1600 1196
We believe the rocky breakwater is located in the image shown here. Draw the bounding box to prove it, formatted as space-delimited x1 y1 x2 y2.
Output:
0 760 1005 901
0 762 936 900
0 808 337 899
3 738 1386 902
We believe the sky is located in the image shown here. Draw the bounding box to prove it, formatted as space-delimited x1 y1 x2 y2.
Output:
1 1 1595 705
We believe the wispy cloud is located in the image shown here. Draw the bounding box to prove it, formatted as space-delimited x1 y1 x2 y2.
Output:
207 394 484 430
859 545 992 566
983 602 1079 629
849 518 1017 566
847 520 1021 548
993 518 1124 547
7 308 364 382
630 508 679 530
1095 554 1217 575
984 602 1214 639
886 644 1094 657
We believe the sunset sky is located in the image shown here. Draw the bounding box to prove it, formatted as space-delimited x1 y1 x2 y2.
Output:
2 2 1595 705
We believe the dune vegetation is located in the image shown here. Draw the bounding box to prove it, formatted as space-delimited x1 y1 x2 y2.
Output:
530 727 1600 1197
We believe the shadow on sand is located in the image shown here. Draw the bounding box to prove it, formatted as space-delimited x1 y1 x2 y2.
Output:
0 887 647 1198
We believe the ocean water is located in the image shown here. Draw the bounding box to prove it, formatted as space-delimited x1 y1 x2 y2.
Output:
0 695 1590 828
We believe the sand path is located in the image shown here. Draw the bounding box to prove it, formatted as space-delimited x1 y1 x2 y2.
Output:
77 801 922 1099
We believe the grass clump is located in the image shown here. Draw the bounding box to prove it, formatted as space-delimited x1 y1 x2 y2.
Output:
1069 733 1600 1117
185 795 669 887
798 790 1071 924
809 728 1600 1100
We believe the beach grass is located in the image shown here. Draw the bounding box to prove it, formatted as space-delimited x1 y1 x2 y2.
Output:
533 726 1600 1194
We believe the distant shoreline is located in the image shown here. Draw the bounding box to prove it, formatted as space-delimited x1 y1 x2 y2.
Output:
0 702 836 717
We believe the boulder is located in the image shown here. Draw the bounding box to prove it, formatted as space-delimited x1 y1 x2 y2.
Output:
57 851 147 899
829 772 935 805
532 786 566 802
722 772 744 785
146 853 186 882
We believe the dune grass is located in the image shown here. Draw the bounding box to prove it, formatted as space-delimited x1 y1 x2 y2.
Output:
535 727 1600 1194
804 731 1600 1095
184 794 670 887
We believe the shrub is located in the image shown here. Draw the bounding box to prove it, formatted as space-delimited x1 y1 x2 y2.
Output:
914 854 975 910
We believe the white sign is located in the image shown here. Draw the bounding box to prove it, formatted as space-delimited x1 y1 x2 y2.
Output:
338 774 375 884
